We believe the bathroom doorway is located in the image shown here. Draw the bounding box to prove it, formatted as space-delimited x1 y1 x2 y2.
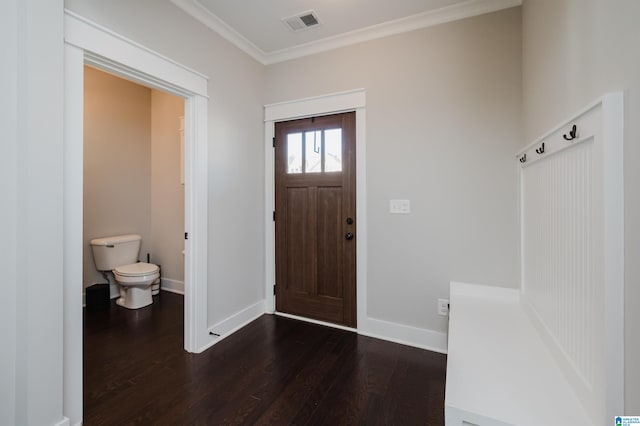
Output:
64 14 210 423
83 66 186 302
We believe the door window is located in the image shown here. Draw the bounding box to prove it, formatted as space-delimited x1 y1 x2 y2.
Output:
286 128 343 174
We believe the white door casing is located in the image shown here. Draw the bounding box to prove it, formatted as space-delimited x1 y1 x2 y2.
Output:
63 10 210 424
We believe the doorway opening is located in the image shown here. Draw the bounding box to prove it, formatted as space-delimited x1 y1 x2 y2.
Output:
82 66 186 305
274 112 357 327
263 89 367 332
64 12 210 424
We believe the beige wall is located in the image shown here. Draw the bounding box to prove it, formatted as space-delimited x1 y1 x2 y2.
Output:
83 66 152 290
265 8 522 334
151 89 185 284
522 0 640 413
83 68 186 292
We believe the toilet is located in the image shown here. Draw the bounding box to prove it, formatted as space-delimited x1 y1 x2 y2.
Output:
90 234 160 309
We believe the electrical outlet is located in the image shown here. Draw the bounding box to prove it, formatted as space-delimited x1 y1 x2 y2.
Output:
437 298 449 316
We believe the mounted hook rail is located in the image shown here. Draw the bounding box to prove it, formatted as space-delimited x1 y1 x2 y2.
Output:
563 124 578 141
519 153 527 164
535 142 545 155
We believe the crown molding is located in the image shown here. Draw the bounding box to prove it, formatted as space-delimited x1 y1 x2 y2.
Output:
170 0 267 63
172 0 521 65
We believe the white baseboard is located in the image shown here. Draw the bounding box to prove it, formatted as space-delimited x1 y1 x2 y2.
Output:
359 317 448 354
160 278 184 295
271 311 448 354
197 300 266 353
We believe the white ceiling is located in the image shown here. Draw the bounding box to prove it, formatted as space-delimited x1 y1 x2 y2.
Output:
171 0 521 64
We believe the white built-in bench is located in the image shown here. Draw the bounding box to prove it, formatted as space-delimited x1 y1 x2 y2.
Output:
444 282 592 426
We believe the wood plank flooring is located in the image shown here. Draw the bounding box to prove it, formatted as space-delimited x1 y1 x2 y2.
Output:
84 292 447 425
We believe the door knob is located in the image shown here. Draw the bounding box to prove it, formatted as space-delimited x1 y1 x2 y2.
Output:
345 232 354 240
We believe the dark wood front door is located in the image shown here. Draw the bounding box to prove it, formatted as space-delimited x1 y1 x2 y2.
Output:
275 112 356 327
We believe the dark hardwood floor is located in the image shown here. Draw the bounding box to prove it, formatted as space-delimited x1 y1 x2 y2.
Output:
84 292 447 425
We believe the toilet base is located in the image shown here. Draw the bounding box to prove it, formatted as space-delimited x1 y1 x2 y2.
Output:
116 285 153 309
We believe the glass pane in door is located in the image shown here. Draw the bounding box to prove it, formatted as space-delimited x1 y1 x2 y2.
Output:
324 128 342 172
305 130 322 173
287 133 302 174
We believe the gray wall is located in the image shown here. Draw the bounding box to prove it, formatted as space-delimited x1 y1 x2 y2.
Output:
265 8 522 334
65 0 266 325
1 0 65 424
521 0 640 413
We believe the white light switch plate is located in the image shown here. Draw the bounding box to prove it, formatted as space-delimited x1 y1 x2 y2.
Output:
390 199 411 214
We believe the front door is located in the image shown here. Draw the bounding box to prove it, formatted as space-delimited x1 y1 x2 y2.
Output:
275 112 356 327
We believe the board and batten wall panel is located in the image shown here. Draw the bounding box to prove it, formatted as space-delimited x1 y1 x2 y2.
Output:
518 94 623 423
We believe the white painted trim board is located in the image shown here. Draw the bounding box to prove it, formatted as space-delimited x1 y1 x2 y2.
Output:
171 0 521 65
63 11 211 424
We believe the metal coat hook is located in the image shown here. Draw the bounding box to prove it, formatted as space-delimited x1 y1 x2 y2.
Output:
519 153 527 163
563 124 577 141
535 142 545 155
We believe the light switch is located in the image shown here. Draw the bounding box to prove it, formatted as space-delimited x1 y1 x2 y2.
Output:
390 199 411 214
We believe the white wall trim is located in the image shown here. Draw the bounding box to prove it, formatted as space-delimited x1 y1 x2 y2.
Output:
264 89 367 327
172 0 520 65
359 317 448 354
272 311 447 354
169 0 265 64
601 92 625 418
63 11 210 424
264 89 366 122
160 278 185 295
264 0 521 64
64 10 208 96
200 300 267 352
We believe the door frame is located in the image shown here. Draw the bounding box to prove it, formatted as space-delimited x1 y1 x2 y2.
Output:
264 89 367 329
63 10 210 424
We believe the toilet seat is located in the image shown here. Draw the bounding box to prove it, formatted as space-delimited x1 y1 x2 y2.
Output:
114 262 159 277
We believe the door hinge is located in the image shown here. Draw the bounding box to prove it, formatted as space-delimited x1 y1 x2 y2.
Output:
184 232 188 240
272 137 276 148
273 210 276 221
273 284 276 295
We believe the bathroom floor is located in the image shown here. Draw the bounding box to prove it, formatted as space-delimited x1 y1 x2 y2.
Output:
83 292 447 425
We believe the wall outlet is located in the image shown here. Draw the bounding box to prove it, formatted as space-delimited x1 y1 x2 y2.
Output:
437 298 449 316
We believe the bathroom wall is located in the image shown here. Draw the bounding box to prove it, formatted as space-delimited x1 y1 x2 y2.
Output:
83 66 185 294
83 66 152 292
151 90 185 290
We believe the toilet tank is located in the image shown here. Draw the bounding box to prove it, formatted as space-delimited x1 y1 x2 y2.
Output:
90 234 141 271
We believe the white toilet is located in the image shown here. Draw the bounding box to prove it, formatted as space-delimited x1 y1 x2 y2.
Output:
90 234 160 309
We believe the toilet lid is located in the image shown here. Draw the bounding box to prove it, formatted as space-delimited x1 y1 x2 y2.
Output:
114 262 159 277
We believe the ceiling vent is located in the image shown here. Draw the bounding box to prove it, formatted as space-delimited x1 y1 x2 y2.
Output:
282 10 321 32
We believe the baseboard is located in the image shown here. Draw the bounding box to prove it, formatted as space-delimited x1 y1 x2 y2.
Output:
271 311 448 354
359 317 448 354
160 278 184 295
197 300 266 353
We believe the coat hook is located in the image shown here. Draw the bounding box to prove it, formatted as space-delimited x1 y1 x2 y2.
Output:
519 153 527 163
535 142 545 155
563 124 577 141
